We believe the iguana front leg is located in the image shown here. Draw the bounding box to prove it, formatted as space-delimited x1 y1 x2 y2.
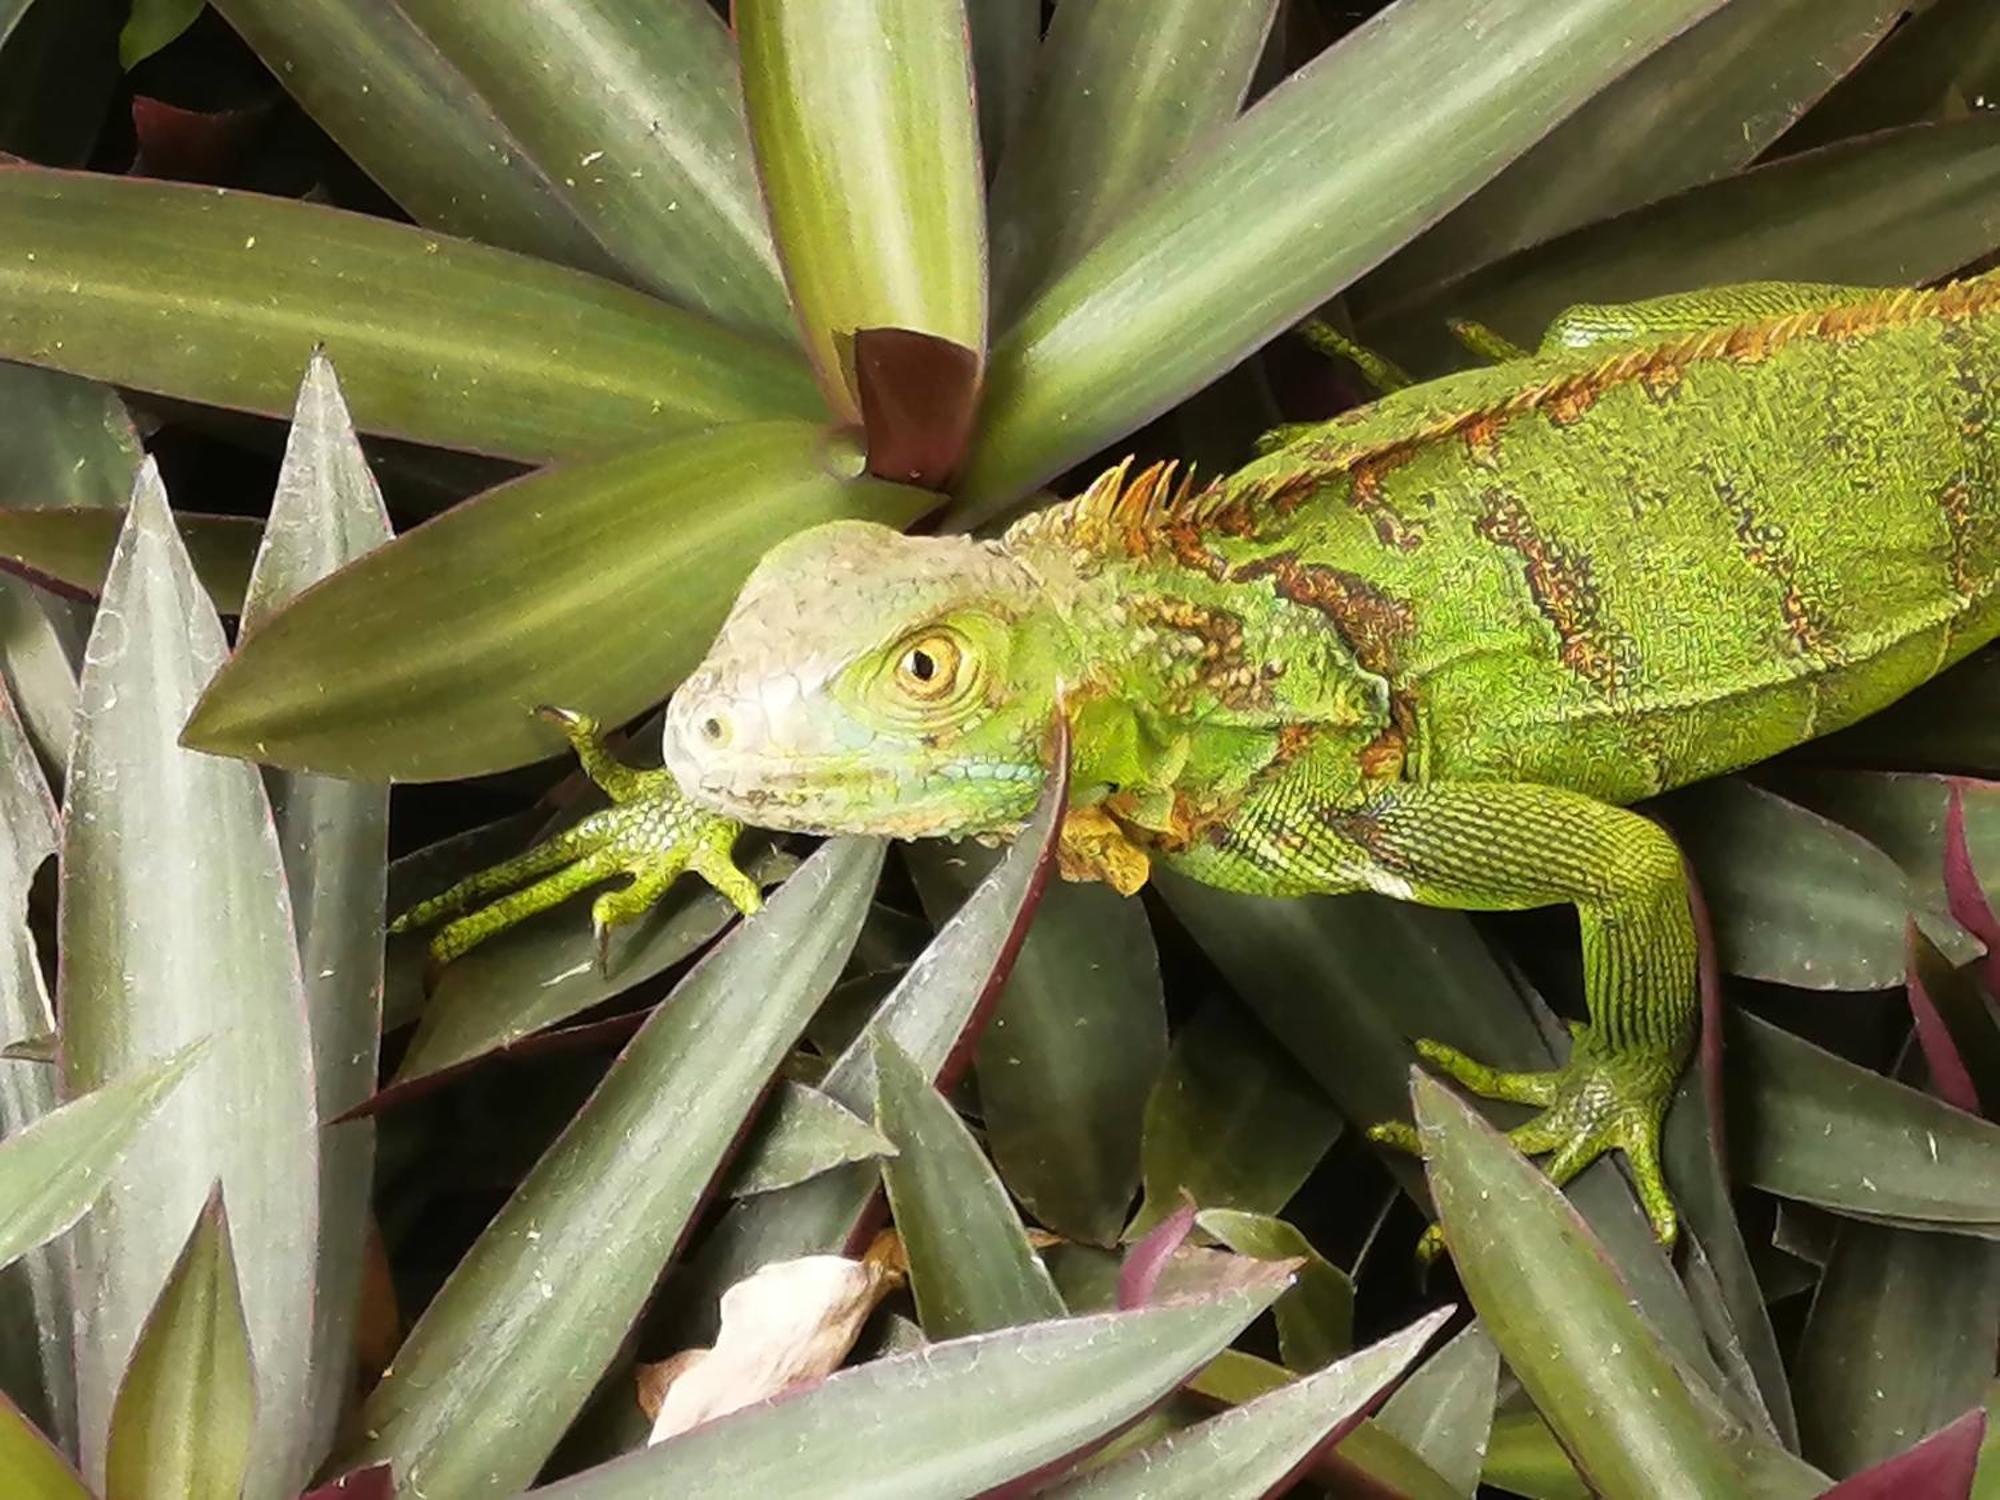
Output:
1175 777 1696 1245
392 706 761 970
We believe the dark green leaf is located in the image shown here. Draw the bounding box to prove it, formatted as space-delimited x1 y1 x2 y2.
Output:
352 839 883 1499
986 0 1277 320
1413 1071 1743 1499
732 1080 895 1198
1131 996 1341 1238
907 844 1165 1246
737 0 985 427
117 0 202 68
875 1033 1065 1337
184 422 932 780
0 167 822 464
1196 1209 1351 1372
965 0 1037 172
103 1190 255 1500
533 1266 1293 1499
59 468 318 1497
1374 1321 1501 1496
1783 0 2000 153
0 509 259 612
1482 1409 1594 1500
951 0 1736 520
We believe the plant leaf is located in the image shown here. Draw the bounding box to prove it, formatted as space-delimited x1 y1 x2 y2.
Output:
1735 1011 2000 1234
532 1267 1294 1498
241 350 393 1465
875 1033 1066 1337
1373 1321 1501 1496
104 1189 256 1500
0 509 259 612
965 0 1037 173
1783 0 2000 152
117 0 201 68
733 1081 896 1199
951 0 1735 520
1040 1307 1451 1500
183 422 932 780
1412 1071 1744 1499
1130 996 1341 1238
0 1390 92 1500
351 838 884 1499
986 0 1277 321
1196 1209 1351 1373
59 464 318 1497
1823 1407 1988 1499
737 0 985 433
906 843 1166 1246
0 166 823 464
382 0 791 339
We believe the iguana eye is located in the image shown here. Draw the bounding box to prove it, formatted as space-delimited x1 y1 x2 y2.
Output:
894 632 963 701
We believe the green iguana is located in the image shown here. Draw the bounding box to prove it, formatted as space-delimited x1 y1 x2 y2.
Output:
395 273 2000 1246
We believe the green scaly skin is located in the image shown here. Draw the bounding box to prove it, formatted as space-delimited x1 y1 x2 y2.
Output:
396 272 2000 1248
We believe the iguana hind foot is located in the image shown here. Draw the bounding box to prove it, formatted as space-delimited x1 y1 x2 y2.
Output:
390 706 760 973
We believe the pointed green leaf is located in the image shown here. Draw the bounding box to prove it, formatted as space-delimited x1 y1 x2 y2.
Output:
1482 1410 1594 1500
207 0 623 273
733 1080 896 1198
1795 1217 2000 1478
117 0 202 68
0 509 259 612
183 422 932 780
1412 1071 1741 1499
1784 0 2000 152
907 844 1166 1246
986 0 1277 320
1359 0 1905 313
0 1391 92 1500
104 1190 255 1500
534 1266 1293 1498
1043 1307 1451 1499
0 0 34 52
0 167 822 464
951 0 1734 520
382 0 791 339
1734 1012 2000 1234
876 1033 1065 1337
60 465 318 1498
737 0 985 427
1131 996 1341 1238
1197 1209 1351 1373
0 1042 205 1273
353 838 884 1500
242 350 392 1464
1374 1321 1501 1496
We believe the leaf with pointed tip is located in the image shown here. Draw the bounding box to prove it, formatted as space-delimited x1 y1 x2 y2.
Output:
379 0 791 339
986 0 1276 321
0 167 822 464
184 423 931 780
1373 1321 1501 1496
1412 1071 1742 1499
1733 1012 2000 1235
0 509 259 612
1784 0 2000 152
351 838 883 1500
117 0 202 67
1130 997 1340 1238
104 1190 255 1500
242 350 394 1465
532 1266 1294 1498
737 0 985 435
0 1391 91 1500
875 1033 1065 1338
951 0 1736 521
59 465 318 1498
734 1080 896 1198
1822 1407 1988 1498
906 842 1166 1247
664 733 1066 1345
1196 1210 1350 1373
1042 1307 1450 1500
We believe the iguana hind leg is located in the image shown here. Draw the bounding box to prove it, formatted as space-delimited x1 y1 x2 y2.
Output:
1174 775 1696 1245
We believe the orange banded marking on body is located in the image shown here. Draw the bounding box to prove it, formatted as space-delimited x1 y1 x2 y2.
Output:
1475 488 1635 697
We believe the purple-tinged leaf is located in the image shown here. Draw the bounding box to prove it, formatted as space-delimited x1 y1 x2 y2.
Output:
1946 780 2000 998
1820 1407 1986 1499
302 1463 393 1500
854 327 980 490
1120 1199 1196 1312
1907 922 1985 1117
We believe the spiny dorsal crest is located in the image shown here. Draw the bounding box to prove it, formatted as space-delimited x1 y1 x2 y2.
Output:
1004 457 1229 555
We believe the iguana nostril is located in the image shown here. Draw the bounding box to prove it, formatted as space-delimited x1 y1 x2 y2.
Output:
698 712 730 748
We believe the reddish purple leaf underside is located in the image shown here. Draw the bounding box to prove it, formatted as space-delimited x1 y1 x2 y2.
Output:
1819 1406 1986 1498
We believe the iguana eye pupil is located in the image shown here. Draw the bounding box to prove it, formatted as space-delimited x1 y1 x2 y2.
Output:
908 650 937 681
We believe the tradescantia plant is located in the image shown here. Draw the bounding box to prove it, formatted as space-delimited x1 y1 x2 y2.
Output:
0 0 1998 1496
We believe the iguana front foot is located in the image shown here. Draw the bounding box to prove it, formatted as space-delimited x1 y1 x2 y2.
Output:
1371 1022 1681 1258
390 706 760 974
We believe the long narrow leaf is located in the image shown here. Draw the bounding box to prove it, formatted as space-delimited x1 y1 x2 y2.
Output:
60 464 319 1498
0 1391 92 1500
0 167 822 464
351 838 883 1499
0 509 259 612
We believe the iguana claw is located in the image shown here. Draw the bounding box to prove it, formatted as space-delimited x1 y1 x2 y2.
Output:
390 706 761 974
1370 1022 1681 1260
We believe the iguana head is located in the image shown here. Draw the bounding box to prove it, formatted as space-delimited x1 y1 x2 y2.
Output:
662 521 1070 838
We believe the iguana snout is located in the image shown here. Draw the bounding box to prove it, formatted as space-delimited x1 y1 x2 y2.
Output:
662 519 1064 839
